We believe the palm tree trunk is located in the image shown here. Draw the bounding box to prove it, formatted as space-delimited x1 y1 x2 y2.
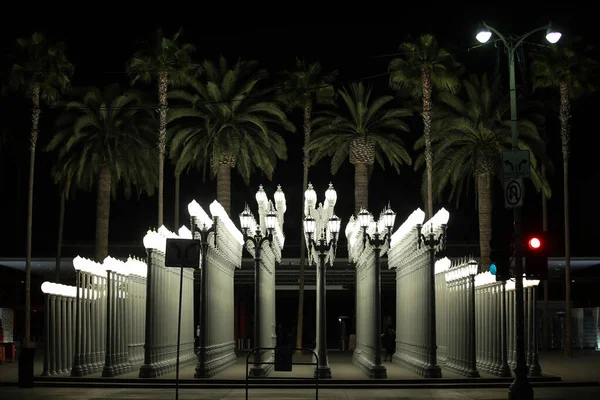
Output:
477 172 493 271
422 69 434 221
354 163 369 214
560 82 573 357
217 163 231 215
296 103 312 352
542 165 549 352
95 166 111 263
54 188 66 283
174 171 180 230
157 71 168 227
25 85 40 348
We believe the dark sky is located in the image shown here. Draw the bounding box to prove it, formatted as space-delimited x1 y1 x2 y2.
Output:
1 13 598 260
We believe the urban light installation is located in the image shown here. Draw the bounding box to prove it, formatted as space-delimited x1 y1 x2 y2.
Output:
239 185 282 377
476 21 561 400
187 200 216 378
416 209 449 378
357 205 396 378
303 183 341 379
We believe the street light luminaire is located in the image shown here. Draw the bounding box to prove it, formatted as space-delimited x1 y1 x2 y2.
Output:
325 182 337 208
328 214 341 235
357 208 372 229
546 26 562 43
265 205 278 231
305 183 317 210
239 206 253 232
255 185 268 207
382 207 396 232
476 28 492 43
303 214 316 235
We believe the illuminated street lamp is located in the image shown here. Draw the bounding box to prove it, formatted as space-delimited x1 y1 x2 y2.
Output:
303 182 341 379
188 200 217 378
240 186 280 377
475 21 562 400
358 205 396 378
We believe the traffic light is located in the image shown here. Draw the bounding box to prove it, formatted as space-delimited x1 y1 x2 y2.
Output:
489 237 511 281
524 232 548 280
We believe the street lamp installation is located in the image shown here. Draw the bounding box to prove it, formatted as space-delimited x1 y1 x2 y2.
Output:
357 205 396 378
303 183 341 379
187 200 216 378
476 21 562 400
239 186 281 378
416 209 449 378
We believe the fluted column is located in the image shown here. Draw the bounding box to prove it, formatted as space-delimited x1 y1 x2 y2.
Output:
140 250 157 378
71 271 83 377
529 286 542 376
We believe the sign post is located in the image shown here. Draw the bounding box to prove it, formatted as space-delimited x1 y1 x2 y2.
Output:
165 238 201 400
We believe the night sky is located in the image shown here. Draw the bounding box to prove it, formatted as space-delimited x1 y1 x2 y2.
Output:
1 13 598 260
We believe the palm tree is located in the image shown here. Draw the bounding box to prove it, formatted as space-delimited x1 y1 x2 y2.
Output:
388 34 461 219
417 73 548 269
530 42 598 357
278 59 337 351
306 82 412 213
49 167 74 283
168 57 295 215
8 32 73 348
47 84 157 261
127 27 197 228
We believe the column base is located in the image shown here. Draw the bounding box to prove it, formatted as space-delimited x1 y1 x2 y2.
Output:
497 363 512 377
102 366 115 377
466 369 480 378
314 366 332 379
70 366 83 377
423 364 442 378
248 366 267 378
366 364 387 379
508 377 534 400
194 362 211 378
138 364 158 378
528 363 542 377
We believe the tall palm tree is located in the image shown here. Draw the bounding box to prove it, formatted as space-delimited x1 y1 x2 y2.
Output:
388 34 460 219
49 168 74 283
47 84 157 261
417 73 549 269
530 43 598 357
127 27 197 228
8 32 73 348
306 82 412 213
168 57 295 215
278 59 337 351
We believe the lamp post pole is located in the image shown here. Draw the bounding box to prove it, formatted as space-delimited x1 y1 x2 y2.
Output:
357 206 396 379
191 217 216 378
303 183 341 379
467 263 479 378
476 23 561 399
417 223 446 378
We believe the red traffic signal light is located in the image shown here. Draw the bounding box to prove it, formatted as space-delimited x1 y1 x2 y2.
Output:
528 237 541 250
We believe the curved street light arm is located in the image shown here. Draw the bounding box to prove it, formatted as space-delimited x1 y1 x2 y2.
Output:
484 22 551 51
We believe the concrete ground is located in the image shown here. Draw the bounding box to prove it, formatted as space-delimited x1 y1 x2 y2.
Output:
1 386 600 399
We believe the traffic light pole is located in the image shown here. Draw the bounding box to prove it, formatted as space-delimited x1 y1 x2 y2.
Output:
507 43 533 400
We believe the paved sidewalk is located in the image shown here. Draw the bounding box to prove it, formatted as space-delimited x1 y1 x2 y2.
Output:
1 386 600 399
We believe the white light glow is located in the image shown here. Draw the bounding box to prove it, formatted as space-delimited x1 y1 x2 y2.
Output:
546 31 561 43
255 184 268 207
210 200 243 245
435 257 451 274
188 200 213 229
390 208 425 248
476 30 492 43
475 271 496 287
178 225 193 239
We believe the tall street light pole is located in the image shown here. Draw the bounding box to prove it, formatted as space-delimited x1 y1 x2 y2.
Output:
188 200 217 378
303 183 341 379
357 205 396 378
476 22 562 400
416 220 447 378
240 201 278 378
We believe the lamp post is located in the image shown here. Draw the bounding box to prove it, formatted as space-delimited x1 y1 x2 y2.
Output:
476 22 561 400
188 200 217 378
303 184 341 379
416 219 447 378
357 205 395 378
466 260 479 378
240 195 278 378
